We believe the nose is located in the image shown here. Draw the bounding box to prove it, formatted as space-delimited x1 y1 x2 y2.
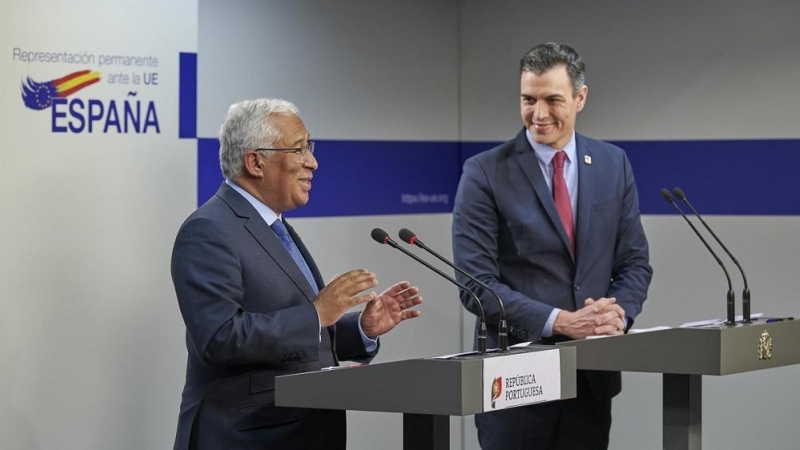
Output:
303 150 319 170
532 102 548 121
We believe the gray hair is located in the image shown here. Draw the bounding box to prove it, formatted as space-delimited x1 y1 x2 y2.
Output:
519 42 586 97
218 98 300 180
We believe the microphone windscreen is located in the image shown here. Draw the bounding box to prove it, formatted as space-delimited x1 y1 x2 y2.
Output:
371 228 390 244
660 188 673 202
673 187 687 200
398 228 416 244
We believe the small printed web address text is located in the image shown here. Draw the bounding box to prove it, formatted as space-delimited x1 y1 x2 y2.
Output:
401 193 449 206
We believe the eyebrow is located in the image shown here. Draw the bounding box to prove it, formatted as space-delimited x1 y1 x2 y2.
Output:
290 134 310 146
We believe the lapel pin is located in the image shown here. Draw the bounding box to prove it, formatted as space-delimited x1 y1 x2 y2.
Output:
584 155 592 165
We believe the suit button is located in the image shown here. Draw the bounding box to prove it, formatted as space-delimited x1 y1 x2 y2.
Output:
574 284 580 291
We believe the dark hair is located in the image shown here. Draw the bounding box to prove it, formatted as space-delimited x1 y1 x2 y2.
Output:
520 42 586 96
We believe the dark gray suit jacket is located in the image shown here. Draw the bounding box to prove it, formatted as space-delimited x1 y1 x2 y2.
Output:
171 183 373 450
452 129 652 399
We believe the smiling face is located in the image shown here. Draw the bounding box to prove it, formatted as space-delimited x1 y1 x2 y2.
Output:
256 113 318 214
520 65 587 150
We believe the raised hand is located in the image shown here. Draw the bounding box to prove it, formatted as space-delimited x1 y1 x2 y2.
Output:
360 281 423 338
314 269 378 327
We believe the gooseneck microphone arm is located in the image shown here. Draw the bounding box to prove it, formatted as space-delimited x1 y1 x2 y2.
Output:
370 228 487 355
661 189 736 325
398 228 509 353
673 187 751 324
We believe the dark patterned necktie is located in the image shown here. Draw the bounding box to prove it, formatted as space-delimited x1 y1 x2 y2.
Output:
270 219 319 294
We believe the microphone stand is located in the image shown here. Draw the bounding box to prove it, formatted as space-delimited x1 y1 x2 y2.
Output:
399 228 509 353
371 228 487 354
661 189 736 325
674 187 751 324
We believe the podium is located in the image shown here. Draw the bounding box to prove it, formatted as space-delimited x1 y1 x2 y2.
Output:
276 345 576 450
557 319 800 450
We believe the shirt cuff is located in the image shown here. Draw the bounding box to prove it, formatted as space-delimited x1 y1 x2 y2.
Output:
542 308 561 338
358 312 379 353
315 307 322 343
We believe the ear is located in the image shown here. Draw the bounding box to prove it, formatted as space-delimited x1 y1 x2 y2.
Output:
242 151 263 177
575 85 588 112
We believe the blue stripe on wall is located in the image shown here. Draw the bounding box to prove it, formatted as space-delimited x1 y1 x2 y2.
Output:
618 139 800 215
461 139 800 216
298 140 459 217
178 53 197 139
198 138 223 207
198 138 800 216
197 139 460 216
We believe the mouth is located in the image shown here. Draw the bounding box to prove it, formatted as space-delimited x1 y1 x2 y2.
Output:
299 177 313 190
532 122 554 132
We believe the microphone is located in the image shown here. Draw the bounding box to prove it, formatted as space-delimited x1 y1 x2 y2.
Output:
661 189 736 325
370 228 487 354
398 228 509 353
673 187 751 324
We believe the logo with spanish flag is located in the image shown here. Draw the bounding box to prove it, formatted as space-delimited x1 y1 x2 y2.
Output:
21 70 101 110
490 376 502 409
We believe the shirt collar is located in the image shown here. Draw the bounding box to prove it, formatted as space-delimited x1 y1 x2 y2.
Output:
525 129 577 167
225 179 280 225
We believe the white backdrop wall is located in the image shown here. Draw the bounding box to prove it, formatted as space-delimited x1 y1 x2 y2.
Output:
1 1 198 450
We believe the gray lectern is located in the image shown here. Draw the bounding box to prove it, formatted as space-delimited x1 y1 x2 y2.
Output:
557 319 800 450
276 345 576 450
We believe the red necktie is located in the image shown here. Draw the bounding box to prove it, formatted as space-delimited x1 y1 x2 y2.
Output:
552 151 575 253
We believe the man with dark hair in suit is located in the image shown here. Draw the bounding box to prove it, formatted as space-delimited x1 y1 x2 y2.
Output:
452 42 653 449
171 98 422 450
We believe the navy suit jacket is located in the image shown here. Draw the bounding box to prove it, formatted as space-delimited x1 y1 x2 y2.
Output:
452 129 652 399
171 183 373 450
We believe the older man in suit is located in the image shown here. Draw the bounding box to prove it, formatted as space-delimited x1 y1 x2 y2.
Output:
452 43 653 450
171 98 422 450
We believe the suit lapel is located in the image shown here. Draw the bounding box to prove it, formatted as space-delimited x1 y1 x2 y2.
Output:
513 130 575 261
216 184 318 303
575 134 594 268
284 218 336 348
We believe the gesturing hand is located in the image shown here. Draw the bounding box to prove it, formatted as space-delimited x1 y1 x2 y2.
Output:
314 269 379 327
360 281 423 338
